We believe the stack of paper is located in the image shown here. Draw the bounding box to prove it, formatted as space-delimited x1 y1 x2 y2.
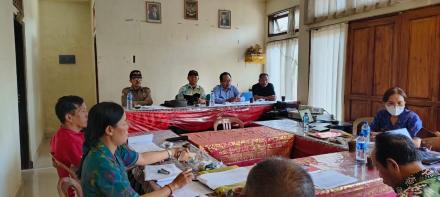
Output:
310 170 357 189
197 167 251 190
173 182 212 197
144 164 182 186
128 134 164 153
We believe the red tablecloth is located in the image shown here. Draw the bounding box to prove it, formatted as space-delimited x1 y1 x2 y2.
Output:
183 126 294 166
291 135 346 158
126 104 273 133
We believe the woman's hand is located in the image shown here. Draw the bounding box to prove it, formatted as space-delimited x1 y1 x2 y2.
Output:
169 169 194 190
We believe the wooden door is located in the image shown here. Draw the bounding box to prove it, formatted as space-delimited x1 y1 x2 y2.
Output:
345 15 399 121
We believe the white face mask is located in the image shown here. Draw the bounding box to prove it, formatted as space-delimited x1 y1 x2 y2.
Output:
385 105 405 116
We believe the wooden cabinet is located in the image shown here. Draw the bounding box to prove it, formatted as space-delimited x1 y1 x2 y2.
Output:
345 5 440 131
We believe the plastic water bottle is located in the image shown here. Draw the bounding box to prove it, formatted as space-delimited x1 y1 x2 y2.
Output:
360 121 371 143
303 112 310 131
356 134 368 163
127 91 133 110
209 91 215 106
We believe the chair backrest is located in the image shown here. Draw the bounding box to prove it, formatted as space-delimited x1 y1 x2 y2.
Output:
52 156 79 180
213 117 244 131
57 177 83 197
352 117 374 136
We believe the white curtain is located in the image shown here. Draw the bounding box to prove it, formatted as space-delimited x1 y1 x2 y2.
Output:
310 0 405 21
265 39 299 101
309 23 347 120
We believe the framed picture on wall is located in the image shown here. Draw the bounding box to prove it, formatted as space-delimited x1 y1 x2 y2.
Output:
146 2 161 23
218 10 231 29
184 0 198 20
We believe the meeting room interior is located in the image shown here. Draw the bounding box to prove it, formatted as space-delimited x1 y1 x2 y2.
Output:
2 0 440 197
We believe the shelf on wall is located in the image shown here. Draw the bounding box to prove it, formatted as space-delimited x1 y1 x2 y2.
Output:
245 54 265 64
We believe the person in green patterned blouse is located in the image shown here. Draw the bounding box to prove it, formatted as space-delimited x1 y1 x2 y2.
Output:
176 70 206 104
78 102 194 197
372 133 440 197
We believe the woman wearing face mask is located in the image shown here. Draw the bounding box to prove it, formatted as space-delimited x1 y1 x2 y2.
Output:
370 87 422 138
78 102 194 197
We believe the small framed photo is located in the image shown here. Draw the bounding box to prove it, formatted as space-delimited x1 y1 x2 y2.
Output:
218 10 231 29
184 0 198 20
146 2 161 23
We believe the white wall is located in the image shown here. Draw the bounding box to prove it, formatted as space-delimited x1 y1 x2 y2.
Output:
266 0 299 14
0 1 22 196
23 0 44 162
95 0 266 104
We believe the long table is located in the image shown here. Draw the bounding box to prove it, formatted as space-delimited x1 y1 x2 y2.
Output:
126 103 274 133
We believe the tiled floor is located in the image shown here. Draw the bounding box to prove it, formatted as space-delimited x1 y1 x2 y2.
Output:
17 138 59 197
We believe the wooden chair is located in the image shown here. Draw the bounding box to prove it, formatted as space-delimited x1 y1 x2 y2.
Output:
352 117 374 136
213 117 244 131
52 156 82 196
57 177 83 197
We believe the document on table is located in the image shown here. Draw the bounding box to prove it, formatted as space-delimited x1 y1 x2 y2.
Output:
254 119 301 133
173 182 212 197
197 167 251 190
310 170 357 190
128 134 164 153
144 164 182 182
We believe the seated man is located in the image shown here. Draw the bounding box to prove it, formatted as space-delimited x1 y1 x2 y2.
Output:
212 72 240 104
244 157 315 197
50 95 88 178
372 133 440 196
176 70 206 105
252 73 276 101
121 70 153 107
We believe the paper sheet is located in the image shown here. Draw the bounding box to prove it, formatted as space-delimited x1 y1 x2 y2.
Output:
197 167 251 190
254 119 301 133
310 170 357 189
144 164 182 182
173 182 213 197
128 134 164 153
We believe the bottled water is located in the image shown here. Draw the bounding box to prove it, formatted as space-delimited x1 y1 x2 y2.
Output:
356 135 368 163
303 112 310 131
360 121 371 144
209 91 215 106
127 91 133 110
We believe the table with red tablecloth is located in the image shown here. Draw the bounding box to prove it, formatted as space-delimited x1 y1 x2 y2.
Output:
183 126 295 166
126 103 273 133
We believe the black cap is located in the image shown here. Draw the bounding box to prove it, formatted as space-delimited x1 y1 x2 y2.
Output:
129 70 142 79
188 70 199 77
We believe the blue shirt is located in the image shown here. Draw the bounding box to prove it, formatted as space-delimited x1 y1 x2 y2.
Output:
370 109 422 137
81 141 139 197
212 85 240 104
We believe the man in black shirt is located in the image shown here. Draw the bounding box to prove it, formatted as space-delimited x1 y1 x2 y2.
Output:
252 73 276 101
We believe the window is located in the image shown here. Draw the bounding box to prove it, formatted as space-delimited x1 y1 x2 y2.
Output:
268 7 300 37
265 39 299 100
308 24 347 120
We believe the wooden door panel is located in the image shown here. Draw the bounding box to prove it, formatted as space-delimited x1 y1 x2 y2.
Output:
373 24 395 96
405 16 437 100
407 105 431 130
436 107 440 131
349 100 371 121
372 101 385 116
350 27 372 96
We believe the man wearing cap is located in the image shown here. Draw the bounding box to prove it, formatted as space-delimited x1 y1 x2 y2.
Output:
121 70 153 107
176 70 206 104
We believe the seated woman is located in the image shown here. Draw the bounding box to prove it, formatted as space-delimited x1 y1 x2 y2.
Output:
370 87 422 138
79 102 193 197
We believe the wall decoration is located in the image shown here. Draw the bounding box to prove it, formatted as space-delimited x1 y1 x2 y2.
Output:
146 2 161 23
184 0 198 20
218 10 231 29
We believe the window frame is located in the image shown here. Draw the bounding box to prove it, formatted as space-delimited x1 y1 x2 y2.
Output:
268 10 289 37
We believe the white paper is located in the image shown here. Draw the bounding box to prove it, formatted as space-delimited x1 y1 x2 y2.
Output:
254 119 301 133
197 167 251 190
128 134 164 153
144 164 182 182
310 170 357 189
310 122 331 127
129 143 164 153
386 128 412 140
173 182 213 197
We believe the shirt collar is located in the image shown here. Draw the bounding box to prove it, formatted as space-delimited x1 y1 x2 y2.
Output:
93 140 116 162
187 83 199 89
394 168 439 193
